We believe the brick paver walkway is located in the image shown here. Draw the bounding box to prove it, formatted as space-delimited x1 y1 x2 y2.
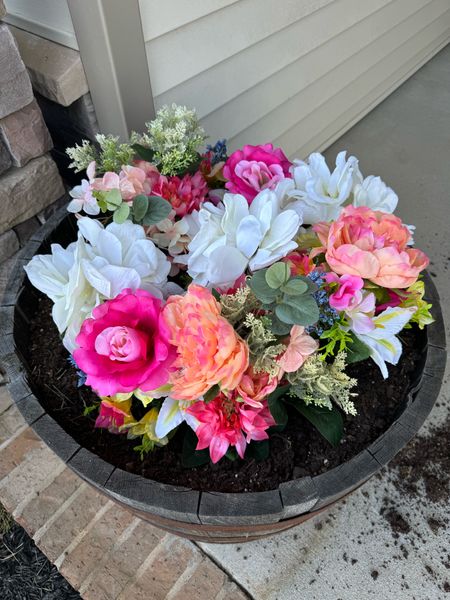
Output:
0 383 248 600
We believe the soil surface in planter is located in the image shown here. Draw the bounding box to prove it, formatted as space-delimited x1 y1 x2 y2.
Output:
25 295 427 493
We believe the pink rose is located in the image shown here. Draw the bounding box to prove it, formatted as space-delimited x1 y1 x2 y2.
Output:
314 206 429 288
223 143 292 202
236 366 278 408
325 273 364 311
73 289 176 396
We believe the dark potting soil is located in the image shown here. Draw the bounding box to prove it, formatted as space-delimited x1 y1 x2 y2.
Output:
24 295 427 493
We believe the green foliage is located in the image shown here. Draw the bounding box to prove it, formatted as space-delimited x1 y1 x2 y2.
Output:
295 230 322 251
132 194 149 221
113 202 131 224
219 285 259 325
248 264 320 328
0 502 13 536
319 321 353 359
203 384 220 404
66 134 134 174
246 439 270 461
83 400 100 417
131 143 155 162
132 104 206 176
267 386 289 428
346 333 371 363
133 435 157 460
287 399 344 447
243 313 285 377
181 428 210 467
141 196 172 226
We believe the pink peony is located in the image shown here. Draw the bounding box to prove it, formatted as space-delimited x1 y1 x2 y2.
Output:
134 160 160 193
277 325 318 373
223 143 292 202
162 284 249 401
187 392 275 463
236 366 278 408
92 165 147 201
73 289 176 396
325 273 364 311
152 171 208 216
314 206 429 288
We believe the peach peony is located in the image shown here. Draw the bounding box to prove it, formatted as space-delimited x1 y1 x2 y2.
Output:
314 206 429 288
162 284 249 401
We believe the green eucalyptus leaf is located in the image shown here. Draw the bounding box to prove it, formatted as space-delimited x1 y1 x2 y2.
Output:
131 143 155 162
270 314 292 335
281 278 308 296
132 194 149 222
142 196 172 226
105 188 122 208
275 295 320 326
248 270 279 303
289 400 343 447
265 262 290 289
113 202 130 224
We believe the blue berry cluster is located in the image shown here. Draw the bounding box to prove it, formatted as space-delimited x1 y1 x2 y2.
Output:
67 356 87 387
307 270 339 336
206 139 228 165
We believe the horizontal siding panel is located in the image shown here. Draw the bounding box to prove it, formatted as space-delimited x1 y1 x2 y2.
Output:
199 0 434 142
146 0 334 95
3 0 77 50
227 0 450 153
154 0 391 115
276 10 450 158
138 0 239 41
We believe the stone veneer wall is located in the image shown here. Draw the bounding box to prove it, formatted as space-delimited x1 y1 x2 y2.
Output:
0 2 65 263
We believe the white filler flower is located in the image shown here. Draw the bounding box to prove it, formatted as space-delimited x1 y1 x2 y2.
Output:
25 217 170 352
177 188 302 289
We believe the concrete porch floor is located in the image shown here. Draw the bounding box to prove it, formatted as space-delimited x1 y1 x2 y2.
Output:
0 41 449 600
199 43 450 599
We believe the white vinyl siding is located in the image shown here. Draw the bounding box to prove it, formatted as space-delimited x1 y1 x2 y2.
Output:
3 0 77 49
141 0 450 158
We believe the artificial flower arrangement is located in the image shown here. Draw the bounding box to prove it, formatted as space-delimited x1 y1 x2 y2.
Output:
25 104 433 465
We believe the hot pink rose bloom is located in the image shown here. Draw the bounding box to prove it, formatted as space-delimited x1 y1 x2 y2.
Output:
223 143 292 202
162 284 249 401
92 165 147 201
73 289 176 397
152 171 208 216
277 325 319 373
325 273 364 311
314 206 429 288
236 367 278 408
187 392 275 463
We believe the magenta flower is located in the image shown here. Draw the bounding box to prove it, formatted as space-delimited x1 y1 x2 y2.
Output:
187 392 275 463
73 289 176 397
152 171 208 216
325 273 365 311
223 143 292 202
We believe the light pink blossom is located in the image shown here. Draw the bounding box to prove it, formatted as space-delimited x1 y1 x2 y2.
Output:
277 325 319 373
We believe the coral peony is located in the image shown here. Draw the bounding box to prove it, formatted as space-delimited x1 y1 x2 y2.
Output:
314 206 429 288
236 367 278 408
73 289 176 396
152 171 208 216
277 325 319 373
162 284 249 401
223 143 292 202
187 392 275 463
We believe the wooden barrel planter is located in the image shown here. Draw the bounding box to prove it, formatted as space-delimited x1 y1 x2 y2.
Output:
0 208 446 544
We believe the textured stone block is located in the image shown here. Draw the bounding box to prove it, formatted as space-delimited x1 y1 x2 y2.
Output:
0 0 6 20
0 99 53 167
0 229 19 262
0 154 65 235
9 26 89 106
13 216 41 245
0 24 33 118
0 136 12 175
